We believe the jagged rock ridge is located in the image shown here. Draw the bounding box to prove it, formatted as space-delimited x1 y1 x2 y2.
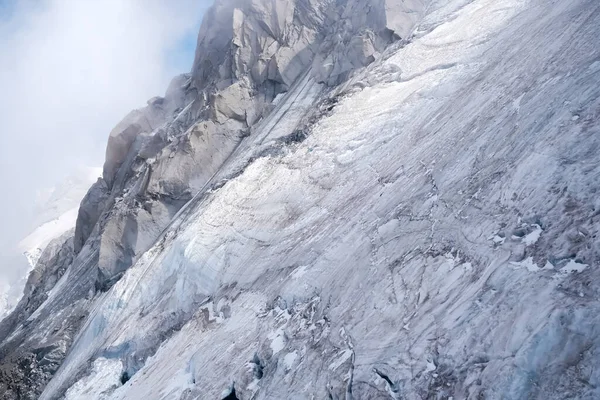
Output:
1 0 600 399
0 0 425 398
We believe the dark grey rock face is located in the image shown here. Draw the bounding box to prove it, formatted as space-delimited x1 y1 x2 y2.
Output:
0 1 416 398
73 178 109 254
190 0 425 90
0 232 77 399
74 0 424 307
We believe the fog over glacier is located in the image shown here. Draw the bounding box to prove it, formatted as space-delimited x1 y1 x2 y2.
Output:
0 0 208 304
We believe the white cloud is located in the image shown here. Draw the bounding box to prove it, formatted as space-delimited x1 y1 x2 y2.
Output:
0 0 209 306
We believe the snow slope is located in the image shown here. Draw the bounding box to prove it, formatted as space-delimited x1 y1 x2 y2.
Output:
18 208 80 268
37 0 600 399
0 167 101 320
19 167 102 267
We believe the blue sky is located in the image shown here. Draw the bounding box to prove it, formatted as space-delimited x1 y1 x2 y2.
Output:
167 24 202 74
0 0 209 295
1 0 204 74
0 0 16 18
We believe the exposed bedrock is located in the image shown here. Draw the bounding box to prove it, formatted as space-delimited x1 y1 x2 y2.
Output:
4 0 598 399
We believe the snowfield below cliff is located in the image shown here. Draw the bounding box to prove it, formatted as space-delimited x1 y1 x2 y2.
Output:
38 0 600 398
1 0 598 398
0 167 101 320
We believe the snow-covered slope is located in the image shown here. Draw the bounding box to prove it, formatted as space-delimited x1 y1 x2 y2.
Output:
19 208 80 269
0 285 11 321
19 167 102 267
30 167 103 228
0 167 101 321
2 0 600 399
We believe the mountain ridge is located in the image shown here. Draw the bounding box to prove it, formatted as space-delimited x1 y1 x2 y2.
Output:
1 0 600 399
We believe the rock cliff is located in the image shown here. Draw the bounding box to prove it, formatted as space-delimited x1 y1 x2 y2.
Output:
1 0 599 399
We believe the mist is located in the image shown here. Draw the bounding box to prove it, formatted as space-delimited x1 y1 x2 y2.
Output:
0 0 209 307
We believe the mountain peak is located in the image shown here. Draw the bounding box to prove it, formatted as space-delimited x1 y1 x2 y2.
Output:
1 0 600 399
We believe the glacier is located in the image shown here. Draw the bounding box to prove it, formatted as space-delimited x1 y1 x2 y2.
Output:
1 0 599 399
0 167 101 321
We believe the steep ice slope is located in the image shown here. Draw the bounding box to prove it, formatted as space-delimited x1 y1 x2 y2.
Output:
0 1 431 398
18 208 79 268
0 168 101 320
40 0 600 399
0 287 11 322
30 167 104 229
19 167 102 268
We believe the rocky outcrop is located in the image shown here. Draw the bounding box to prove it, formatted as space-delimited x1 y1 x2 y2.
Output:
1 1 421 397
9 0 599 399
103 74 192 189
73 178 109 253
191 0 427 90
0 231 76 399
0 232 74 338
382 0 427 38
73 0 426 301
